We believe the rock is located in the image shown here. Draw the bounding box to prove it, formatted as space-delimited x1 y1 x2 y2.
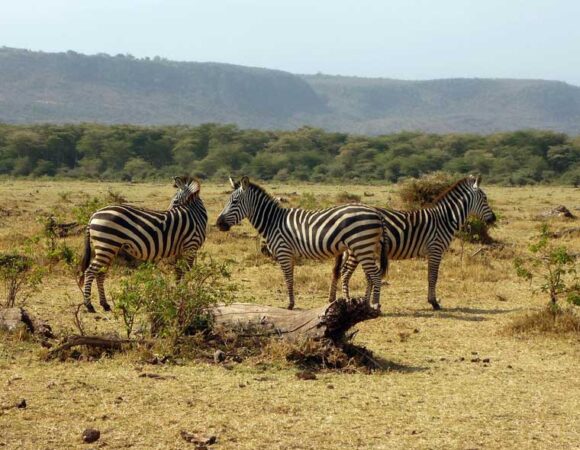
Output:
213 350 226 364
180 430 217 447
82 428 100 443
296 371 317 380
539 205 576 219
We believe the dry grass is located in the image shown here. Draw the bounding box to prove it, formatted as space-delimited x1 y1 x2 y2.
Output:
507 306 580 335
1 180 579 449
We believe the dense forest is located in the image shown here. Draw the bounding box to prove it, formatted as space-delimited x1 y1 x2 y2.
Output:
0 123 578 185
2 47 580 134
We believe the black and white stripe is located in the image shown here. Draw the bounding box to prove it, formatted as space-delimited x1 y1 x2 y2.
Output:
78 176 207 312
341 175 496 310
216 176 388 309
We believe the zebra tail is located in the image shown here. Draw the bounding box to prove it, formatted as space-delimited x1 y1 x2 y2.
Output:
379 222 389 279
78 227 92 288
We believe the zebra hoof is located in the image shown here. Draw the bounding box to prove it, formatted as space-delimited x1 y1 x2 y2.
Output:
85 303 97 313
101 302 112 312
429 300 442 310
287 303 295 310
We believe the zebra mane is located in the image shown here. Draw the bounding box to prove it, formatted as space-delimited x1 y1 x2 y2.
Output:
174 175 196 187
433 176 474 203
241 181 281 206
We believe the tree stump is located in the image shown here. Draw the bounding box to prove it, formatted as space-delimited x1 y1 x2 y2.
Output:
211 298 380 342
0 307 53 338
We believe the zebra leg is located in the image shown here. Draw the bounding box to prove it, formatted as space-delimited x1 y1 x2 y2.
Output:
359 255 382 308
340 253 358 300
82 263 100 313
328 254 343 303
427 252 443 310
96 272 111 312
278 256 295 310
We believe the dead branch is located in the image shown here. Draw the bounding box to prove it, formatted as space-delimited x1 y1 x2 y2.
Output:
47 335 149 357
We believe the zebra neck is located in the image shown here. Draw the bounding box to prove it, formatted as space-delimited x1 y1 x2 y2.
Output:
247 192 285 239
435 192 470 231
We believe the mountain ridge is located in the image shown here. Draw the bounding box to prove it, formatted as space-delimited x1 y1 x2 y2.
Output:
1 47 580 134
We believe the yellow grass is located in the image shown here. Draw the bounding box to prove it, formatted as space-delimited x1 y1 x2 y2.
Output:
1 180 579 449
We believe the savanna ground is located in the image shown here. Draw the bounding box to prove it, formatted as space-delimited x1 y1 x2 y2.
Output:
0 179 579 450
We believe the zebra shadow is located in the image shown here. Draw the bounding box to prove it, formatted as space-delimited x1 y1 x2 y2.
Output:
383 306 521 322
344 344 429 373
373 358 429 374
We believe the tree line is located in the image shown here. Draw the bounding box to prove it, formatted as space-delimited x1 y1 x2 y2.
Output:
0 123 578 185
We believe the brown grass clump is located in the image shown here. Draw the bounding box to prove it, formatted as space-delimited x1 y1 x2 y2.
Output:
507 305 580 335
398 171 455 209
335 191 361 204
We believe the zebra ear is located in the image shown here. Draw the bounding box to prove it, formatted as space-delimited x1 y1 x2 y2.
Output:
174 176 185 189
474 175 482 188
229 177 236 189
240 176 250 191
189 178 201 193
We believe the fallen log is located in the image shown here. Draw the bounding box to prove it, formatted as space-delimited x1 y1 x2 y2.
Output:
550 227 580 238
0 307 53 338
211 297 380 341
47 335 149 357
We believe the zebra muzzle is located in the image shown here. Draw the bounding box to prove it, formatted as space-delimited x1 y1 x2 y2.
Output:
216 216 231 231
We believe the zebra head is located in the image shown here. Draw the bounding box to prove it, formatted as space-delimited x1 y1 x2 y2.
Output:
169 176 201 208
216 176 251 231
467 175 496 224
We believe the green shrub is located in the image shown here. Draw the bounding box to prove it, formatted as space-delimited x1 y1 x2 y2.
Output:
0 251 44 307
514 224 579 305
456 216 494 244
112 255 237 349
72 196 109 224
298 192 320 210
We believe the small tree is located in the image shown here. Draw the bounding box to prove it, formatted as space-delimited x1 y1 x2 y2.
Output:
514 224 579 306
112 255 237 347
0 252 44 308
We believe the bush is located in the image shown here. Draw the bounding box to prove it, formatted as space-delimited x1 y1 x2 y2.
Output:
112 255 237 349
456 216 494 244
514 224 579 305
298 192 320 210
398 171 455 209
72 189 126 225
335 191 361 204
398 172 494 243
0 252 44 307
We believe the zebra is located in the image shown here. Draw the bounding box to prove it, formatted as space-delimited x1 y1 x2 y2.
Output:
341 175 496 310
78 176 207 313
216 176 388 309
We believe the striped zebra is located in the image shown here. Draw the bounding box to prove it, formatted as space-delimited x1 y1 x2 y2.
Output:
341 175 496 310
78 176 207 313
216 176 388 309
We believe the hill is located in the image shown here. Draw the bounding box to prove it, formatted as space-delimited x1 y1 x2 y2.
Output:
1 47 580 134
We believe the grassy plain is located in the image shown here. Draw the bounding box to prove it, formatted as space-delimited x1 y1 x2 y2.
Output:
0 179 579 450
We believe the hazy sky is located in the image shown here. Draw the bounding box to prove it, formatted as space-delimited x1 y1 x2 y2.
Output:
1 0 579 85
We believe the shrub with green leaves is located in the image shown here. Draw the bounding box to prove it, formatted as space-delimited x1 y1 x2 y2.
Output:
514 224 579 305
71 189 126 225
0 251 44 307
398 172 494 243
112 255 237 347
